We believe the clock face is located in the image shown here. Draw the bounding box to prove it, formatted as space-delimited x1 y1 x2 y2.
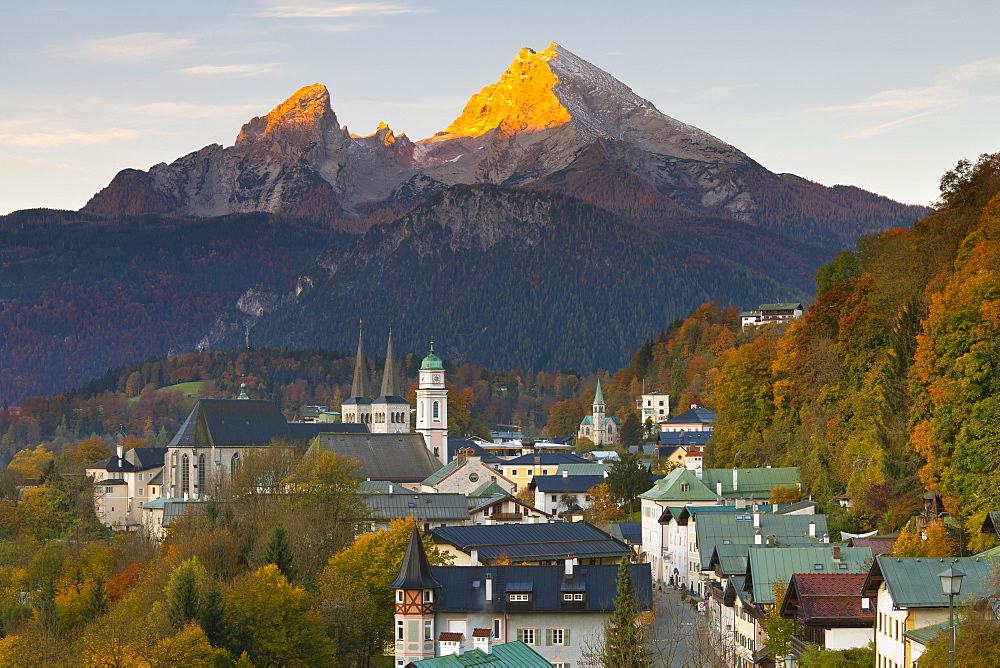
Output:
433 375 440 383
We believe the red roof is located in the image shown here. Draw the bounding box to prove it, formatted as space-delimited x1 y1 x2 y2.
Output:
785 573 874 624
847 536 897 555
438 632 463 641
472 628 492 638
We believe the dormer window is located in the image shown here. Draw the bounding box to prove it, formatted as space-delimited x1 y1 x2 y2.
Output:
681 483 690 492
562 593 584 601
509 593 530 602
396 590 404 603
423 589 433 603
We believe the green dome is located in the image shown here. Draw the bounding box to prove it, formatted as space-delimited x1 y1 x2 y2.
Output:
420 341 444 370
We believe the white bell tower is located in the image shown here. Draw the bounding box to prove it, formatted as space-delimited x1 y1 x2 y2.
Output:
416 341 448 464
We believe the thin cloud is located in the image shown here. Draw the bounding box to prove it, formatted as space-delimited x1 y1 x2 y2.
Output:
815 85 963 115
0 128 166 148
307 23 375 32
180 63 280 78
255 2 425 18
51 32 193 62
842 112 936 139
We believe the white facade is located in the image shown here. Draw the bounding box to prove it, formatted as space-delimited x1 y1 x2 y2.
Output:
874 585 948 668
637 392 670 425
416 346 448 464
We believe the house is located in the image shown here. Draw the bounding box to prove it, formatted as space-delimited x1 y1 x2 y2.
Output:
528 473 605 517
741 303 804 329
576 380 619 446
86 446 167 530
429 522 633 566
406 640 552 667
467 493 554 525
420 448 515 495
139 497 205 540
862 554 994 668
363 493 471 532
658 404 716 433
392 525 652 668
636 391 670 426
604 522 643 556
698 466 802 506
740 309 762 329
779 573 874 659
498 453 588 494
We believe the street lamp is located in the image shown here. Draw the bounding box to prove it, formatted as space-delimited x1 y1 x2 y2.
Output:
938 565 965 668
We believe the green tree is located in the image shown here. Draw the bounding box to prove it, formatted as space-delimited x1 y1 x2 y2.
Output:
606 451 652 515
599 557 652 668
761 582 797 662
260 525 296 582
546 399 586 439
620 412 644 448
166 558 207 629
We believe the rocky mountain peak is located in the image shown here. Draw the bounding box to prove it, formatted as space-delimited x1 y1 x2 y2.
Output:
235 83 337 149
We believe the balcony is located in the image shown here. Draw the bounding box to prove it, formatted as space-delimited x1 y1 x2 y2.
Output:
490 513 523 522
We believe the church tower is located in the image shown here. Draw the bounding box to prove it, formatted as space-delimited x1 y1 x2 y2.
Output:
592 378 607 446
391 525 441 665
341 324 373 427
416 342 448 464
372 329 410 434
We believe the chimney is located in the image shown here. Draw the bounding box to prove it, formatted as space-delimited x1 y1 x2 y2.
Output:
603 470 609 479
388 484 394 494
470 549 479 566
832 546 841 560
565 557 576 576
563 470 569 478
808 520 816 537
753 513 760 528
716 480 722 496
485 574 493 601
755 530 762 545
732 468 738 492
861 597 871 610
695 467 703 480
472 629 493 655
116 445 123 459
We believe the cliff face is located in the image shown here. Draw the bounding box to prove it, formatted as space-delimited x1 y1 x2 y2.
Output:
82 44 926 250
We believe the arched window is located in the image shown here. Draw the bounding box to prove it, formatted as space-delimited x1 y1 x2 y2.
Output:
231 452 240 477
433 401 439 420
181 454 190 496
198 454 206 494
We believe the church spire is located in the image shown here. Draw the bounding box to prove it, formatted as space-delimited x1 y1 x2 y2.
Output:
380 328 400 398
390 524 442 590
351 321 371 399
594 378 605 405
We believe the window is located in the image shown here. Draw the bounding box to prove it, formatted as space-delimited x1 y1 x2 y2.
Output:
138 488 144 496
563 593 583 601
510 469 518 477
519 628 536 645
396 590 404 603
424 619 433 640
139 473 144 480
105 486 113 493
231 452 240 477
542 469 548 475
396 619 404 640
198 453 206 492
680 483 690 492
423 590 433 603
493 618 502 640
433 401 439 420
151 487 156 495
551 495 558 502
814 564 824 570
550 627 565 646
181 454 190 495
509 593 530 602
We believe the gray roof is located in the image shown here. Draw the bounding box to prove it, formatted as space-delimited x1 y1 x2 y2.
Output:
504 452 588 466
88 446 168 473
363 493 471 523
428 563 652 613
604 522 642 545
312 432 441 483
529 475 605 494
865 555 995 609
430 522 632 563
694 513 831 564
662 406 717 425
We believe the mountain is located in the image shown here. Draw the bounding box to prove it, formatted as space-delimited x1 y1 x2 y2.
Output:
84 44 926 250
196 185 809 372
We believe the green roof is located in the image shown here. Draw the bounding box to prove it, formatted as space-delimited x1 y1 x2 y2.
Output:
873 555 995 609
759 303 803 310
638 467 717 502
557 463 611 476
409 641 552 667
695 513 831 564
710 544 751 576
420 342 444 370
905 622 948 647
746 546 872 604
594 378 604 404
700 467 801 499
421 457 463 486
469 480 509 497
974 544 1000 563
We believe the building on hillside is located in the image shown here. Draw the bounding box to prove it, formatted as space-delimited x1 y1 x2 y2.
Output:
779 573 874 659
576 379 619 446
419 448 515 495
467 493 554 525
528 473 605 517
139 497 204 540
741 302 804 329
429 522 633 567
658 404 716 432
863 554 994 668
636 391 670 426
498 452 588 494
342 327 411 434
415 343 449 464
391 525 653 668
164 398 365 499
86 446 167 530
362 493 470 532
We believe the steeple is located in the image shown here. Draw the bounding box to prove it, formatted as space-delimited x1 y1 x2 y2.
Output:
351 322 371 399
380 329 401 398
389 525 442 590
594 378 604 405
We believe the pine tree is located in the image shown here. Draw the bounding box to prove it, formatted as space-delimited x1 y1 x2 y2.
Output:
197 582 229 648
260 525 297 582
600 557 652 668
166 558 204 628
83 578 108 622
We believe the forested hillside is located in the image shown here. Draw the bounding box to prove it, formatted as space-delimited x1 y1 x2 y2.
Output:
0 210 350 401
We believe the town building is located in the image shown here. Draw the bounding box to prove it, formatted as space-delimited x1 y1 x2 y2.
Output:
429 522 633 567
576 379 619 446
740 302 805 329
391 525 652 668
415 343 449 464
342 328 411 434
779 572 874 659
658 404 716 432
528 472 605 517
636 391 670 425
497 452 588 494
419 448 515 495
86 446 167 530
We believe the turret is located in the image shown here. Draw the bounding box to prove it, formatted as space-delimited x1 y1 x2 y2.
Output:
416 341 448 463
391 525 441 665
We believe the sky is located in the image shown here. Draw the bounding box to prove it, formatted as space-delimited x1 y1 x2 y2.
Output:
2 1 999 215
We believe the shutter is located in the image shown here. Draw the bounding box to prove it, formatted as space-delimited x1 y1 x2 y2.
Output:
517 628 523 642
565 628 571 646
545 629 552 646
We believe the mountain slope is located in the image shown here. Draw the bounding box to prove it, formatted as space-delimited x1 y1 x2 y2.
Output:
197 186 808 372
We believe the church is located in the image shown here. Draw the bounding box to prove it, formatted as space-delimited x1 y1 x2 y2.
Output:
341 327 450 464
576 379 619 446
